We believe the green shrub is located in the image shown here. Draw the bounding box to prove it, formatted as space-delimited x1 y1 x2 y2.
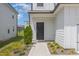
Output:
24 25 32 45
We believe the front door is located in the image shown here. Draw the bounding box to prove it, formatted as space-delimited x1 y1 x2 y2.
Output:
36 22 44 40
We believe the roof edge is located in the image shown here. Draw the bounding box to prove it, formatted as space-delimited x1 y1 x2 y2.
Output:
28 10 53 14
8 3 18 14
28 3 60 14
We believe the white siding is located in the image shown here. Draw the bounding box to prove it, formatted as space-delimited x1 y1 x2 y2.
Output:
0 4 17 41
55 5 79 49
30 4 79 51
30 14 55 41
32 3 54 11
55 8 64 47
64 6 79 49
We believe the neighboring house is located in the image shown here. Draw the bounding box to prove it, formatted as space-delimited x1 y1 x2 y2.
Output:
17 25 24 32
29 3 79 52
0 3 18 41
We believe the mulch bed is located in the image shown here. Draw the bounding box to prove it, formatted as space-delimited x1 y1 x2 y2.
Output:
47 42 78 55
12 44 33 56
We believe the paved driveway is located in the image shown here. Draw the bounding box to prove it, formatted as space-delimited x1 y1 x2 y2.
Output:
28 42 51 56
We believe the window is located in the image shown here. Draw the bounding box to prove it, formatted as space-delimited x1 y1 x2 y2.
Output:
12 15 14 19
13 26 14 32
8 29 10 34
37 3 44 7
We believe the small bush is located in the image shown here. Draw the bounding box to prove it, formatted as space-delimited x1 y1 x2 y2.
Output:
48 41 64 54
24 25 32 45
61 49 64 52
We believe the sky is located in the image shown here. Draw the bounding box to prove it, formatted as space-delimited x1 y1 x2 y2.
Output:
11 3 31 26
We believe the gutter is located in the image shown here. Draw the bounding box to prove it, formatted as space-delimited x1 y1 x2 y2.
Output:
8 3 18 36
29 3 79 14
28 3 60 14
28 3 60 25
52 3 60 13
8 3 18 14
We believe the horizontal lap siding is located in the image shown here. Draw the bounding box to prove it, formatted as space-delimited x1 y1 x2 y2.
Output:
56 30 64 47
55 8 64 47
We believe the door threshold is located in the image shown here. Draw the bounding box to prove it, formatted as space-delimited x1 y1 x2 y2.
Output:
37 40 44 42
36 40 53 42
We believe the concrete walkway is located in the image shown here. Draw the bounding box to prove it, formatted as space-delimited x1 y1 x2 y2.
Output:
28 42 51 56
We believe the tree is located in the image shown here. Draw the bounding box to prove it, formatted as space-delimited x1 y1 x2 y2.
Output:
24 25 32 45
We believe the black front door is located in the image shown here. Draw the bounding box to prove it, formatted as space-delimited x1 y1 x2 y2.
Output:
36 22 44 40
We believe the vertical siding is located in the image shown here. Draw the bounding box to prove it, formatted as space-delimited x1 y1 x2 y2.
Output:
55 8 64 47
0 4 17 41
55 6 78 49
64 6 79 49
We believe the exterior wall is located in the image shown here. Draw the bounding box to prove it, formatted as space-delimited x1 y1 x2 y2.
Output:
55 5 79 49
55 8 64 47
32 3 54 11
64 6 79 50
30 4 79 51
0 4 17 41
30 14 55 41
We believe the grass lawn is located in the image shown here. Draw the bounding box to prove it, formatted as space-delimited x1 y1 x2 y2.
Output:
18 30 24 37
0 36 23 48
0 36 25 56
0 30 32 56
47 41 77 55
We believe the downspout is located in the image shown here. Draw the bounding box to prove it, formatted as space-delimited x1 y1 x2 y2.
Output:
16 15 18 37
28 3 33 26
28 13 30 26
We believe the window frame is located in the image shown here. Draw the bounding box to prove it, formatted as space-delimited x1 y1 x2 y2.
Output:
13 26 14 32
37 3 44 7
12 15 14 19
8 29 10 34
